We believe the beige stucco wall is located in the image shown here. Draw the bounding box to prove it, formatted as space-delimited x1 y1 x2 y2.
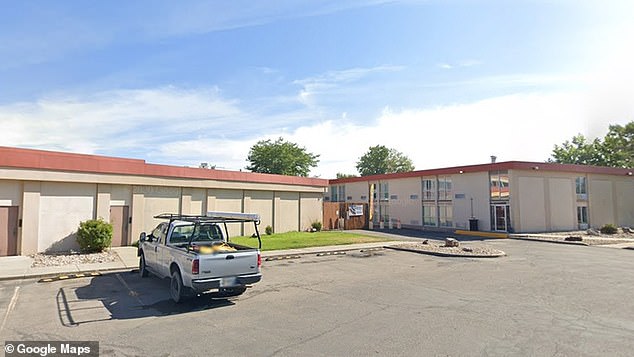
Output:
588 178 615 227
548 178 575 231
275 191 299 233
0 180 22 206
517 177 547 232
38 182 96 252
110 185 132 207
243 191 274 236
300 192 323 231
344 182 369 203
386 178 422 226
615 181 634 227
452 172 490 231
208 189 244 237
135 185 181 233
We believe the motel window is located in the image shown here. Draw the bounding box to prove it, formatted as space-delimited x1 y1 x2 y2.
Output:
490 171 509 201
379 182 389 201
575 177 587 195
577 206 588 225
439 204 453 227
330 185 346 202
438 176 452 201
423 204 437 226
422 178 436 200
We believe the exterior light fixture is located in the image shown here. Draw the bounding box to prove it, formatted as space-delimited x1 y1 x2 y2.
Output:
628 172 633 176
532 166 539 170
459 170 464 174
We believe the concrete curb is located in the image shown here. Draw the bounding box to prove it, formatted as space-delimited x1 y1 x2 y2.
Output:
261 241 404 259
510 237 589 246
0 266 134 282
385 245 506 258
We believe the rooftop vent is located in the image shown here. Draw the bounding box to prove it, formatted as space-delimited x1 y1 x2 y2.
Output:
490 155 497 163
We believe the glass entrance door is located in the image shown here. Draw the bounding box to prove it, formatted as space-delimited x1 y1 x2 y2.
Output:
490 204 510 232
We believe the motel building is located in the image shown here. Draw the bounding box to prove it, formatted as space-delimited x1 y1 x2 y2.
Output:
327 161 634 234
0 147 328 256
1 146 633 257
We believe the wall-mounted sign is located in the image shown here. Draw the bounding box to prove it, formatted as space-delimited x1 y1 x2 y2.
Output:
348 204 364 217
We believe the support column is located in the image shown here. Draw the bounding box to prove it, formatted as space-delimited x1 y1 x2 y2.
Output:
130 187 145 243
96 184 111 221
21 181 41 255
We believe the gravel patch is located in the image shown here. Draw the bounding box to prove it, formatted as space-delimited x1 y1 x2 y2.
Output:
389 241 505 257
511 231 634 246
30 251 119 267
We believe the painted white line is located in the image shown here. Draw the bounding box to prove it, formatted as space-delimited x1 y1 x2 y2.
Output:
115 274 145 306
0 286 20 333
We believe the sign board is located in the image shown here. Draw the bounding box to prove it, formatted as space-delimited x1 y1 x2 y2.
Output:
348 204 364 217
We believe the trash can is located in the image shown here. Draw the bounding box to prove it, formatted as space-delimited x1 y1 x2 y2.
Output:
469 218 479 231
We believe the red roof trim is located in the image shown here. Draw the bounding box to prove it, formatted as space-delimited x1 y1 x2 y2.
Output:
328 161 634 184
0 146 328 187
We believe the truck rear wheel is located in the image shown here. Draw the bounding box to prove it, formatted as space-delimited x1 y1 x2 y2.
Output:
170 270 185 303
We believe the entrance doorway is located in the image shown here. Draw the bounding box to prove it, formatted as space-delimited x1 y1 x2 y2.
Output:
0 206 19 256
110 206 130 247
490 204 510 232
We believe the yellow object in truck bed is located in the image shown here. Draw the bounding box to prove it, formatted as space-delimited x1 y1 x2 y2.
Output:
196 243 237 254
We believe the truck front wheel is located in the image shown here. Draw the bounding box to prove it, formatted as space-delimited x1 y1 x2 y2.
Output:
139 253 149 278
170 270 185 303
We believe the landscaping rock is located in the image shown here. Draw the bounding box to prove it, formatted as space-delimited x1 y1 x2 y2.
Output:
462 247 473 252
445 238 460 247
565 236 583 242
623 227 634 234
422 240 429 245
587 228 601 236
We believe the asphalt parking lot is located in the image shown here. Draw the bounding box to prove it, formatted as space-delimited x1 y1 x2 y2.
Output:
1 240 634 356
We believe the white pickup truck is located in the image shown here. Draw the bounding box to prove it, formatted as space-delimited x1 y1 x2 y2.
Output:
137 212 262 303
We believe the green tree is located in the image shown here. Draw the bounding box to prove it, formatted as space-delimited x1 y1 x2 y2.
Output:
356 145 415 176
550 121 633 168
246 137 319 176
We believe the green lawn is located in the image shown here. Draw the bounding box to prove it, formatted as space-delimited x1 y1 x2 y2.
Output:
230 231 388 251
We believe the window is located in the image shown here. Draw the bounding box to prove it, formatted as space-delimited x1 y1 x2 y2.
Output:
423 204 437 226
439 204 453 227
330 185 346 202
438 176 452 201
151 223 167 243
169 225 195 244
379 182 389 201
422 178 436 200
576 177 587 200
490 171 509 201
577 206 588 227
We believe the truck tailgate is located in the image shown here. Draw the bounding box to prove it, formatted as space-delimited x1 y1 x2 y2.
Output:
199 251 259 278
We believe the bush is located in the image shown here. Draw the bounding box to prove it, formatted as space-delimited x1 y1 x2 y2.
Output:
265 225 273 235
131 240 139 248
76 218 113 253
311 221 322 232
600 224 618 235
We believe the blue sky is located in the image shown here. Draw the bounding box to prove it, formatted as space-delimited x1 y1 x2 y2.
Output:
1 0 633 177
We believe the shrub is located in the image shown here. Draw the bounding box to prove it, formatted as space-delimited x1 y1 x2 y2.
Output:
131 240 139 248
76 218 113 253
600 224 618 235
265 225 273 235
311 221 322 232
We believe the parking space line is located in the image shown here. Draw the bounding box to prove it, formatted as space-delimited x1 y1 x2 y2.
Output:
115 274 145 306
0 286 20 333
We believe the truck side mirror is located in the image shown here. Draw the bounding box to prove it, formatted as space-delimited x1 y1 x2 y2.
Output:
139 232 147 242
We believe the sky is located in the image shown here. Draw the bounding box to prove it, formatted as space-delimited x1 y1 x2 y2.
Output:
1 0 633 178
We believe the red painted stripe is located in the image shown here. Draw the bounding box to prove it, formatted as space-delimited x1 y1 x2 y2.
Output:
0 146 328 187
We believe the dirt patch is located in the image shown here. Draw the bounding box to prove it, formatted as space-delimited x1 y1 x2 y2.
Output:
388 241 505 258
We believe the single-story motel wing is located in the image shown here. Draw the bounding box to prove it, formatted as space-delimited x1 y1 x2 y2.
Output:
0 146 633 256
